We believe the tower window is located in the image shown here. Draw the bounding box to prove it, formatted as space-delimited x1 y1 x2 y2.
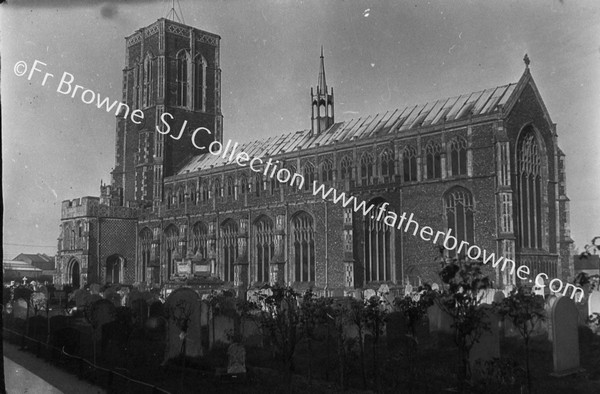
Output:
143 53 154 108
176 50 189 107
193 54 207 111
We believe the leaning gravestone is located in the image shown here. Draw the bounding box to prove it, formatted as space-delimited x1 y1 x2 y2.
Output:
164 288 202 361
227 343 247 374
550 296 580 376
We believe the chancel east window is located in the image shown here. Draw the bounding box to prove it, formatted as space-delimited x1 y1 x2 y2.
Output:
292 212 315 282
364 200 393 282
444 187 475 258
517 127 543 249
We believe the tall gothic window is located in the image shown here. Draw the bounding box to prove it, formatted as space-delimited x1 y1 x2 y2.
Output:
360 153 374 183
380 149 395 180
201 181 209 202
140 228 152 282
240 175 248 196
226 176 234 198
403 146 418 182
425 141 442 179
214 178 222 200
292 212 315 282
143 53 153 108
164 225 179 278
321 159 333 183
517 127 543 249
340 156 353 181
133 60 141 109
364 199 393 282
221 220 238 282
176 50 189 107
254 216 274 283
303 163 315 191
193 54 206 111
255 175 262 197
450 137 468 176
444 187 475 258
191 222 208 258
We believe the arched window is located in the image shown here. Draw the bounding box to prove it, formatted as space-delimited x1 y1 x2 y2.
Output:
221 220 238 282
340 156 353 180
164 225 179 278
364 199 393 282
176 50 189 107
271 176 280 194
517 127 543 249
303 163 315 191
143 53 153 107
139 228 152 282
444 187 475 258
253 216 274 283
450 137 468 176
321 159 333 183
292 212 315 282
360 153 374 182
189 184 197 205
178 187 185 205
425 141 442 179
214 178 222 199
226 176 234 198
166 189 172 209
193 54 206 110
240 175 248 196
201 181 209 202
380 149 395 180
403 145 418 182
191 222 208 258
255 175 262 197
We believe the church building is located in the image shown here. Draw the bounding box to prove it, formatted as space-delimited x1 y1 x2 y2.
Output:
55 18 573 296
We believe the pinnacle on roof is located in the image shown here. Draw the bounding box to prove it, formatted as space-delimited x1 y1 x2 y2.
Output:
318 46 327 94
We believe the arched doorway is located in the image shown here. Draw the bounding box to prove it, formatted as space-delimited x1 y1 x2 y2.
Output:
106 255 125 284
69 259 80 288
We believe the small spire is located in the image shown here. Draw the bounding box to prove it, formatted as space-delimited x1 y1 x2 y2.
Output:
318 46 327 93
523 53 530 68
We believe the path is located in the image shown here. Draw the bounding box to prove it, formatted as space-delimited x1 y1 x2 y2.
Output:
3 341 105 394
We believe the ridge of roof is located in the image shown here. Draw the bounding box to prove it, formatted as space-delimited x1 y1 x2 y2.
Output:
177 81 517 175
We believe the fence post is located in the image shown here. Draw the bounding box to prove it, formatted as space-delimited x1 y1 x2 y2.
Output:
107 370 114 392
78 357 84 379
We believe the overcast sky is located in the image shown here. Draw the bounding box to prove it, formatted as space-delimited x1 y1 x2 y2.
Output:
2 0 599 259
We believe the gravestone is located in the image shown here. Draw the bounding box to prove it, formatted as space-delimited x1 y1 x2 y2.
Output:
470 305 500 371
364 289 376 300
90 299 117 333
227 343 247 374
588 291 600 317
13 298 29 320
164 288 203 361
544 295 558 341
427 303 453 334
550 296 580 376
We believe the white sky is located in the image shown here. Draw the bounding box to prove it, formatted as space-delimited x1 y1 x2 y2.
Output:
2 0 599 258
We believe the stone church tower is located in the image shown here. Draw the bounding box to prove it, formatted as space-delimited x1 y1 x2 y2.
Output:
109 18 223 209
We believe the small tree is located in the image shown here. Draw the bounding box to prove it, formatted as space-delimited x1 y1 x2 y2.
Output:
495 286 545 394
299 289 332 387
437 259 491 387
255 284 303 389
363 294 389 391
345 297 368 388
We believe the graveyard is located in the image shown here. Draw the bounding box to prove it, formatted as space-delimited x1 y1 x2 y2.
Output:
3 263 600 393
